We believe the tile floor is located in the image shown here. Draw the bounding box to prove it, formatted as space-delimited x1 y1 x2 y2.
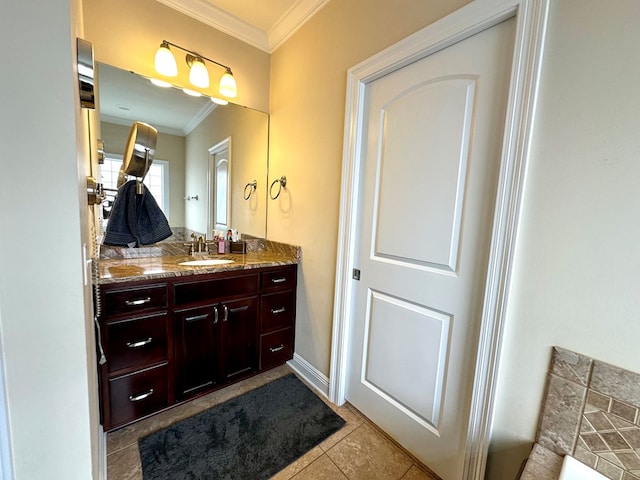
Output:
106 365 440 480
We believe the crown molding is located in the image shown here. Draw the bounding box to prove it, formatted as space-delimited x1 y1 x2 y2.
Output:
183 100 217 135
268 0 330 52
101 114 186 137
155 0 270 52
155 0 329 53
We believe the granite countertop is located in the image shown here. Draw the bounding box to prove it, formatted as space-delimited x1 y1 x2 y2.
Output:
98 250 299 284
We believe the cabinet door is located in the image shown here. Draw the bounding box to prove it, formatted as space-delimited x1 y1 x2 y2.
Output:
174 305 219 400
220 296 258 382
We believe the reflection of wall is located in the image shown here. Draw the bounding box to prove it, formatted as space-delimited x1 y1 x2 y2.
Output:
83 0 270 112
185 106 268 237
100 121 186 227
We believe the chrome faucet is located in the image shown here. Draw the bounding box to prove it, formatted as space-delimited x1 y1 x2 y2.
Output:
197 235 206 253
185 233 209 255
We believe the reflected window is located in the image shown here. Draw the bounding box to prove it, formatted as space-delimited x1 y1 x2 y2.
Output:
101 155 170 219
208 139 231 234
214 156 229 228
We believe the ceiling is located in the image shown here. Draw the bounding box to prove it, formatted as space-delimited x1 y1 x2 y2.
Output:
155 0 330 52
99 63 216 136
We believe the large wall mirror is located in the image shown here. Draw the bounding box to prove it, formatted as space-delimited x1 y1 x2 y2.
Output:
98 62 269 240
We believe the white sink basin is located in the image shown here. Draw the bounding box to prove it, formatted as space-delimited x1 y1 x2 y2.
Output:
559 455 608 480
178 259 235 267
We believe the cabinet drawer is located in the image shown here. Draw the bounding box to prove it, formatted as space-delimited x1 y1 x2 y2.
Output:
174 273 258 306
104 284 167 317
108 363 168 429
261 291 295 333
259 328 293 370
260 267 296 291
106 313 168 373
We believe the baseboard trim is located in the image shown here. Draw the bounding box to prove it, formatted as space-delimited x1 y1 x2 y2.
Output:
287 353 329 399
98 426 107 480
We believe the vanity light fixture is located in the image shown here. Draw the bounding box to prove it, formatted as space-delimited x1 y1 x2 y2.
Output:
154 40 237 98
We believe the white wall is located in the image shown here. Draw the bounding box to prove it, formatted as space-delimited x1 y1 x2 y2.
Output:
0 0 99 478
487 1 640 478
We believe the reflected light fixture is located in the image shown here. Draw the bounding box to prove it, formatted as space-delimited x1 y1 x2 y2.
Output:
150 78 172 88
182 88 202 97
154 40 237 98
210 97 229 106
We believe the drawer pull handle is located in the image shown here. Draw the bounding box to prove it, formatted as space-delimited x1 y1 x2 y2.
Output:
223 305 229 322
186 314 208 323
270 344 285 353
213 306 219 324
270 307 286 314
126 337 152 348
271 277 287 284
129 389 154 402
125 297 151 306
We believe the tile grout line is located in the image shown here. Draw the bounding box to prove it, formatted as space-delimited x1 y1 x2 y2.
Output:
350 406 442 479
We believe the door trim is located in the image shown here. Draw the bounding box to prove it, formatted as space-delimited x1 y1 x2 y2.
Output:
328 0 549 478
207 137 232 234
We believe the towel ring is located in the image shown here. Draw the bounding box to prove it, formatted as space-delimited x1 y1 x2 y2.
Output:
269 176 287 200
243 180 257 200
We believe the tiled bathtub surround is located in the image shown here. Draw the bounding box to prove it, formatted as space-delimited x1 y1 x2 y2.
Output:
522 347 640 480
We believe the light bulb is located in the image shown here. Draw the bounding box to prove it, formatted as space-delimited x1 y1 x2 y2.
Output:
219 69 237 98
154 42 177 77
189 57 209 88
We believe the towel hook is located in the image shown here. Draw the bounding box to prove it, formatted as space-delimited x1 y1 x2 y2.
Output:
269 176 287 200
184 195 199 201
243 180 257 200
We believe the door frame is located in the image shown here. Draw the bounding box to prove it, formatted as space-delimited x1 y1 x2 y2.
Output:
328 0 549 478
207 137 232 234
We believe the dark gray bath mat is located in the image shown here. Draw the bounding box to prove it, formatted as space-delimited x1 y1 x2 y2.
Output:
139 374 345 479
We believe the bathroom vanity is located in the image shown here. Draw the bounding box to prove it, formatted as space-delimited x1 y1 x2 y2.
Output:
95 246 298 431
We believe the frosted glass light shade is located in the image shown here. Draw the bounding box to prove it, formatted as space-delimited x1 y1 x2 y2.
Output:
219 70 237 98
189 58 209 88
154 44 177 77
210 97 228 105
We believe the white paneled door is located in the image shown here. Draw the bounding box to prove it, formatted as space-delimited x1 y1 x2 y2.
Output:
346 18 515 479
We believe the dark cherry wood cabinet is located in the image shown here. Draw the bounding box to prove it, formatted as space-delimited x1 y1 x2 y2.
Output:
259 268 297 370
173 304 220 400
219 296 259 383
96 264 296 431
